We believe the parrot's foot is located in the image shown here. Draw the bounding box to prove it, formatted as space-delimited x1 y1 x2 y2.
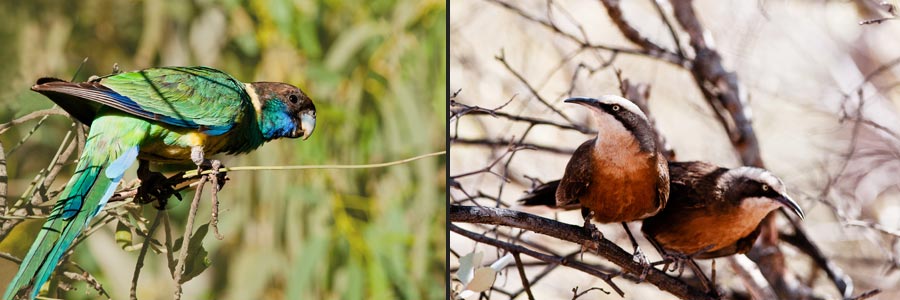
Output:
189 146 227 239
191 146 227 190
136 160 184 209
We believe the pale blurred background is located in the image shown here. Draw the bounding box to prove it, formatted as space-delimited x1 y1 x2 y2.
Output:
0 0 446 299
451 0 900 299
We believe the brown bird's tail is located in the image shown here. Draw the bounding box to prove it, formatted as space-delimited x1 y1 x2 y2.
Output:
518 180 572 208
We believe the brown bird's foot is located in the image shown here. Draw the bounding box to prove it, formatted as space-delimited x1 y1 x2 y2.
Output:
650 251 689 275
579 211 602 257
582 211 603 241
633 246 654 282
136 160 183 209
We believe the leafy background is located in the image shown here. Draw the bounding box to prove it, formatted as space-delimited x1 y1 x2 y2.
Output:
0 0 446 299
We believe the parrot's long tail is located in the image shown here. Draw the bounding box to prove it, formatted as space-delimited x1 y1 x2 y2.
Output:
3 146 137 300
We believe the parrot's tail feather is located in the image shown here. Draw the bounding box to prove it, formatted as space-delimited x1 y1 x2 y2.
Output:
3 146 137 300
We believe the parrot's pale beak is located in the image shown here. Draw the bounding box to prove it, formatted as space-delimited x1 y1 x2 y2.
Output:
299 111 316 140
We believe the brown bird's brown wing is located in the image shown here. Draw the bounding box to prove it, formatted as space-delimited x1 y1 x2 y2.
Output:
556 139 594 208
654 154 670 212
694 223 763 259
665 161 726 209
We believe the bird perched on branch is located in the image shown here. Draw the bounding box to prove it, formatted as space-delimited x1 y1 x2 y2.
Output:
641 161 804 260
520 161 804 280
535 95 669 262
4 66 316 300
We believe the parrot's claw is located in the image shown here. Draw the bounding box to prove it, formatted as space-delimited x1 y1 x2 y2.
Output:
190 146 227 190
204 159 227 191
136 160 185 209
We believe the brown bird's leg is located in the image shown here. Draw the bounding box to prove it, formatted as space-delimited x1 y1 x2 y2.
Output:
684 257 718 297
580 208 603 256
646 235 686 274
581 208 602 239
622 222 651 280
136 159 182 209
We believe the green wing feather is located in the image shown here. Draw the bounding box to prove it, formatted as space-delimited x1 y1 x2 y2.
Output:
98 66 250 134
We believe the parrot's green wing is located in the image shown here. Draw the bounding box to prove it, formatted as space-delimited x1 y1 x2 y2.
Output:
33 66 251 135
99 66 250 135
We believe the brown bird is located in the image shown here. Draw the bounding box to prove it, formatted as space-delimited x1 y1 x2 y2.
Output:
521 160 804 284
641 161 804 259
546 96 669 260
522 161 803 256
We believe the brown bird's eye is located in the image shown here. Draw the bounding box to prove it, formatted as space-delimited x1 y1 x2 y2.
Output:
612 105 620 111
289 94 298 104
762 184 769 191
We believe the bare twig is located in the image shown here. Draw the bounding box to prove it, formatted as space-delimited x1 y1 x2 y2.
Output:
0 107 68 135
451 224 625 297
511 252 535 300
495 51 575 124
571 286 610 299
172 174 208 299
451 99 590 134
130 211 163 300
450 205 716 300
452 138 575 155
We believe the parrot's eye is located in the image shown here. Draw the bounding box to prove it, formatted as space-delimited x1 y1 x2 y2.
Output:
289 94 298 104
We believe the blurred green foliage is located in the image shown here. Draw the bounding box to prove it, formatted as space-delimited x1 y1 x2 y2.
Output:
0 0 446 299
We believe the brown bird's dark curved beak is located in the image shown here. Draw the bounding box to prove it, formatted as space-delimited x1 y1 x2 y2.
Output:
775 194 804 219
564 97 598 106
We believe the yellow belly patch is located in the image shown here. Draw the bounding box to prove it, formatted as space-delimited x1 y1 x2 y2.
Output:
185 132 207 147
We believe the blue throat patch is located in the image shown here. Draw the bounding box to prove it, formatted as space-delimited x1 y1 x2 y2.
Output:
259 100 295 139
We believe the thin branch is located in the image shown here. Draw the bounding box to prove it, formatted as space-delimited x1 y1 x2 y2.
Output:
511 252 535 300
172 174 208 299
452 138 575 155
450 205 716 300
495 51 575 124
450 224 624 297
130 211 163 300
0 107 68 135
185 150 445 177
451 100 590 134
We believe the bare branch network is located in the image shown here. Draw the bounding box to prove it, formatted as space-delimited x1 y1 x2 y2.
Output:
450 0 896 299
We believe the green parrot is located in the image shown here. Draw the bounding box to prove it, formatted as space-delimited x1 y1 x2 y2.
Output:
3 66 316 299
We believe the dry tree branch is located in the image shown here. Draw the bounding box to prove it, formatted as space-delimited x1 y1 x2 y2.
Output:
451 99 590 134
451 206 716 300
483 0 689 66
452 224 621 297
495 51 575 124
130 210 163 300
453 138 574 155
172 172 209 300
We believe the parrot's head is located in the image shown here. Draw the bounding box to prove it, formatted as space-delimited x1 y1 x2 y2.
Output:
249 82 316 141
